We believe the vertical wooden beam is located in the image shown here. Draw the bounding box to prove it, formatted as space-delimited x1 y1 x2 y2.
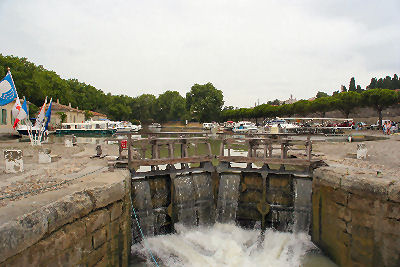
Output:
127 133 132 168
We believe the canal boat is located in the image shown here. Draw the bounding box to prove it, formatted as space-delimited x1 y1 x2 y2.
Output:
56 120 116 135
232 121 258 133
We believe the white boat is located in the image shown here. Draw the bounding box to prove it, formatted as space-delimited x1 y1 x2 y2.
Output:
232 121 258 133
203 122 218 130
56 120 115 135
264 119 299 129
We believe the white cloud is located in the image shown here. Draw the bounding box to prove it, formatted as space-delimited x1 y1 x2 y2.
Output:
0 0 399 107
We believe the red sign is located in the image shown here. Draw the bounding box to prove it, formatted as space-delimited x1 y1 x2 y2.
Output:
120 140 127 149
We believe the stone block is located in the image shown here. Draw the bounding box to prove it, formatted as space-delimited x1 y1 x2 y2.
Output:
109 219 121 239
379 218 400 235
38 149 51 164
341 174 390 200
110 201 123 221
351 210 374 228
313 167 342 188
45 191 93 233
87 243 107 266
0 209 48 263
388 182 400 203
328 188 348 206
85 180 126 210
85 209 110 234
348 194 375 215
356 143 367 159
92 227 107 249
4 149 23 173
386 202 400 220
55 220 86 251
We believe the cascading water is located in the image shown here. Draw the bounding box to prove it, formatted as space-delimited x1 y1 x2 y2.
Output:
173 175 197 226
216 173 241 223
192 172 215 225
293 178 312 233
132 223 336 267
131 180 155 239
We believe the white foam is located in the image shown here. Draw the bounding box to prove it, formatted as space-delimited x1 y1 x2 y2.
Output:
132 223 316 267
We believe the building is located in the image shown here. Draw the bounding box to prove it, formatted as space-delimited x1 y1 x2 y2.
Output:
90 111 108 121
47 99 85 130
0 100 16 134
283 94 297 105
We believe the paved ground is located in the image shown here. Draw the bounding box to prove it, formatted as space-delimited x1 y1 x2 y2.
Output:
0 138 122 207
313 130 400 180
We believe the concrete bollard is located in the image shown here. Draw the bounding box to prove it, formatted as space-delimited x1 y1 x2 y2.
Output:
357 143 367 159
38 149 51 164
4 150 23 173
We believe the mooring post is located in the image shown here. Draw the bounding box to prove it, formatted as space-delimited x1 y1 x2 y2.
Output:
127 133 132 169
306 136 312 161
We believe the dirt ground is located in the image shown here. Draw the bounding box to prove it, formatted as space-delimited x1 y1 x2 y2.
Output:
313 130 400 179
0 138 122 207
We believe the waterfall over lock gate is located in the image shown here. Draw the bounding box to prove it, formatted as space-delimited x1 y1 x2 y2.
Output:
216 173 241 224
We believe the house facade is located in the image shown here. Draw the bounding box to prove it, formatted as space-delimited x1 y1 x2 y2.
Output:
47 99 85 130
0 100 16 134
90 111 108 121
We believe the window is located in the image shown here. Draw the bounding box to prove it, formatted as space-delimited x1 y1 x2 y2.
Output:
10 110 14 125
1 109 7 125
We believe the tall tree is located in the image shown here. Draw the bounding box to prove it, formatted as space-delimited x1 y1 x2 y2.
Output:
186 83 224 122
292 100 311 117
155 91 186 122
362 89 399 128
333 91 362 118
310 97 337 117
349 77 356 91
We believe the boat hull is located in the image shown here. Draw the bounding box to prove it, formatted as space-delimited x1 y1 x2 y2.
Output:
55 129 116 135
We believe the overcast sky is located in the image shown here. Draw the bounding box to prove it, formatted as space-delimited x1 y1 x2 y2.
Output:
1 0 399 107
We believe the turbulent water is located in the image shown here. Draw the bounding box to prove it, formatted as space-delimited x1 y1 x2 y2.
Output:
131 223 329 267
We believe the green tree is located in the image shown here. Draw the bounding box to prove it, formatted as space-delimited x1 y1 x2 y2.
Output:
186 83 224 122
267 99 281 105
310 97 337 117
155 91 186 122
316 91 329 98
362 89 399 128
84 110 94 121
349 77 356 91
333 91 362 118
292 100 311 117
57 112 67 123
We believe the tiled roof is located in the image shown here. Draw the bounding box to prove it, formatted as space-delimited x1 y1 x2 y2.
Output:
46 102 84 113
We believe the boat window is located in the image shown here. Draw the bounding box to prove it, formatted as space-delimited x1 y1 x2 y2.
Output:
95 124 100 129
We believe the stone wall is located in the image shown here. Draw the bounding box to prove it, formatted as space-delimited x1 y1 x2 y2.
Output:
312 167 400 267
0 169 131 267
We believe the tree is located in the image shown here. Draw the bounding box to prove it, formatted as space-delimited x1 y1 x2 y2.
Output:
292 100 311 117
155 91 186 122
267 99 281 105
333 91 362 118
84 110 94 121
356 85 363 93
310 97 337 117
186 83 224 122
316 91 329 98
57 112 67 123
362 89 399 128
349 77 356 91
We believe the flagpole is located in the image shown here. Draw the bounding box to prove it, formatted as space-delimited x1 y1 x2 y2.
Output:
7 67 19 99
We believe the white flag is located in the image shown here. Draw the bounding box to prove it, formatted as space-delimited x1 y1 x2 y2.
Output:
12 96 22 119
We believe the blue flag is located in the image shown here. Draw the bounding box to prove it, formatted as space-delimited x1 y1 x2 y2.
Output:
0 71 17 106
44 99 52 130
